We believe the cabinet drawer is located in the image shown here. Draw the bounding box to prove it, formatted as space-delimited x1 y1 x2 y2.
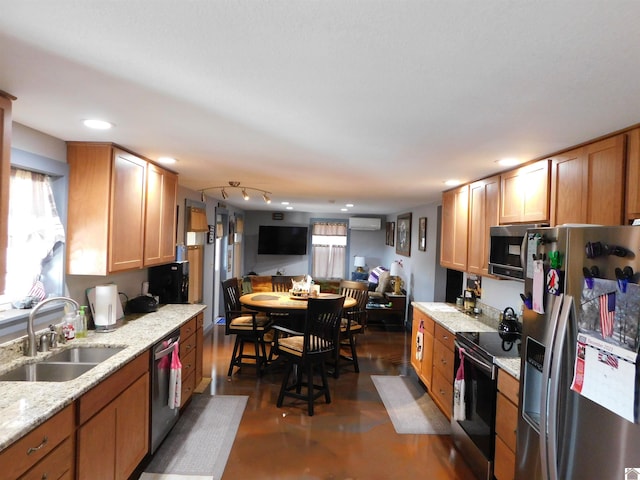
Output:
498 369 520 406
181 371 196 407
494 435 516 480
0 404 74 480
434 323 455 350
19 436 74 480
431 368 453 420
433 338 455 379
495 392 518 452
180 331 197 357
180 316 197 340
181 346 197 380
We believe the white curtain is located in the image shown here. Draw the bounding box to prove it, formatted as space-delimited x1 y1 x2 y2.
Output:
311 222 347 278
5 168 65 301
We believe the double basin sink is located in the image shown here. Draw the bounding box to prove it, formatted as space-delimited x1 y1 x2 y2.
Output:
0 346 125 382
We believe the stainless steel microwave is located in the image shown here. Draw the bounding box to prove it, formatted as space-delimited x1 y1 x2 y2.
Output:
488 224 547 281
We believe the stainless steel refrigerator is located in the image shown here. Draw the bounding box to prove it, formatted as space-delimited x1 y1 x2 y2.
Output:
518 225 640 480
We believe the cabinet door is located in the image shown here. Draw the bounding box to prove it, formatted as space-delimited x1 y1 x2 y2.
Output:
440 185 469 271
550 148 585 225
468 176 500 276
500 160 549 224
0 93 12 294
144 164 178 266
187 245 204 303
585 134 626 225
626 128 640 221
115 373 149 479
421 329 434 390
109 149 147 272
77 403 117 479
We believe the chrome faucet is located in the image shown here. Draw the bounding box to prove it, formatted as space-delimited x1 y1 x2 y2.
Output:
26 296 79 357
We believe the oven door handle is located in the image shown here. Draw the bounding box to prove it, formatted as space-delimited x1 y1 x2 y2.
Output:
454 340 494 377
155 336 180 360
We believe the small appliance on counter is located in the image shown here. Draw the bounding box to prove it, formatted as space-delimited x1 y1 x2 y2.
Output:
463 288 476 313
90 284 122 332
148 261 189 304
498 306 521 341
127 295 159 313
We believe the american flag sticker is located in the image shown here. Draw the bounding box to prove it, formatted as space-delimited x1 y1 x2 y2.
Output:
597 351 619 369
599 292 616 338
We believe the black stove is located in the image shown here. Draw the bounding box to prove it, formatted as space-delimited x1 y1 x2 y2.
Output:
456 331 522 363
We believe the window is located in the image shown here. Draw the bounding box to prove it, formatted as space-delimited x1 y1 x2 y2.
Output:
311 221 347 278
2 166 65 306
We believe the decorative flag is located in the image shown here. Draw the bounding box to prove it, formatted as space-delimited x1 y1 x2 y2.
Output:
599 292 616 338
27 276 46 302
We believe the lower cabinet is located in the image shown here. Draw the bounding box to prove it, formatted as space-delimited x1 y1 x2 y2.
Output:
494 369 520 480
0 404 75 480
179 313 203 407
410 309 455 419
77 352 150 480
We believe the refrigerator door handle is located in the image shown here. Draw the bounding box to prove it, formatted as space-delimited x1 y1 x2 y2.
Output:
539 294 564 480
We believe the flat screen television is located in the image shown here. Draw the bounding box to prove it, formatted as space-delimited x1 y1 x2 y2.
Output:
258 225 308 255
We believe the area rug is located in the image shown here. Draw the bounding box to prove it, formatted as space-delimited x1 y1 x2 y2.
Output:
141 394 248 479
371 375 451 435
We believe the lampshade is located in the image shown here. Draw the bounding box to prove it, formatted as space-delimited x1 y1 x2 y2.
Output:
354 256 366 268
389 261 402 277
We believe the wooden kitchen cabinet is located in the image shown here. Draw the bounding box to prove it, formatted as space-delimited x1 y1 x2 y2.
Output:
467 175 500 276
441 184 469 271
180 315 198 407
77 352 150 480
67 142 178 275
0 91 14 295
494 369 520 480
0 404 74 480
431 323 455 419
195 312 204 387
144 163 178 266
411 309 434 390
187 245 204 303
550 134 626 226
500 159 550 224
626 128 640 222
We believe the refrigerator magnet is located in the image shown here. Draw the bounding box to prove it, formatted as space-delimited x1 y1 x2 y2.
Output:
546 268 564 295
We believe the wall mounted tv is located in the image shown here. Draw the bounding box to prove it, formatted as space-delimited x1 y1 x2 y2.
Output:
258 225 308 255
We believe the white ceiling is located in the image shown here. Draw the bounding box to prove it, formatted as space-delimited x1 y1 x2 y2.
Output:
1 1 640 214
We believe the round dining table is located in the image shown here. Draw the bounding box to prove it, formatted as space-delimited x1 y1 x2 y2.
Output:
239 291 356 315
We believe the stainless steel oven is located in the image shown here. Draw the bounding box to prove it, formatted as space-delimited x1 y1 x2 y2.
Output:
452 331 521 480
150 329 180 454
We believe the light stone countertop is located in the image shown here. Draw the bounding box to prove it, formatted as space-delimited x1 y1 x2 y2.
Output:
0 303 207 452
412 302 521 379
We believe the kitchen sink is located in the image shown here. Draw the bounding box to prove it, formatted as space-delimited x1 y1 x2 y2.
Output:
0 362 97 382
46 346 125 364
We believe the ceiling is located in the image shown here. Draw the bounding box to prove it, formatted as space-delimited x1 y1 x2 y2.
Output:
1 1 640 214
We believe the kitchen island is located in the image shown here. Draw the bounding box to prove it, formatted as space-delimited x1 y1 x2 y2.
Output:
0 303 206 452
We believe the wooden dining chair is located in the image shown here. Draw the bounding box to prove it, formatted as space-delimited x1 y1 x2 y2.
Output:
329 280 369 378
271 275 304 292
274 296 345 416
222 278 273 377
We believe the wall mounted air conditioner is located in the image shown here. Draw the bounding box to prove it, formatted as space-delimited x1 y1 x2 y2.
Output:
348 217 381 231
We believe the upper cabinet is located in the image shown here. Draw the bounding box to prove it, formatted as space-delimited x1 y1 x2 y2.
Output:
468 175 500 276
500 159 550 225
440 184 469 271
0 91 14 295
550 134 626 226
626 128 640 222
144 164 178 267
67 143 177 275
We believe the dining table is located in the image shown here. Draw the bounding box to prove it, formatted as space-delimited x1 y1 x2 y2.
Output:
239 291 357 315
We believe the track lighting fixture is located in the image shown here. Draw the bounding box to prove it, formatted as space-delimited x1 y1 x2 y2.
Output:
200 181 272 204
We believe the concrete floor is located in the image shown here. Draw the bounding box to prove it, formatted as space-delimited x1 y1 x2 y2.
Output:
200 322 477 480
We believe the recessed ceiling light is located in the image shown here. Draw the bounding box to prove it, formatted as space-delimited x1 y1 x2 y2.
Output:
157 157 177 165
497 157 520 166
345 203 354 208
341 208 348 212
286 206 293 210
281 201 290 205
444 179 462 186
83 119 113 130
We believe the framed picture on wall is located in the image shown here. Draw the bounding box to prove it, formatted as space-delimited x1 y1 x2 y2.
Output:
386 222 395 246
418 217 427 251
396 213 411 257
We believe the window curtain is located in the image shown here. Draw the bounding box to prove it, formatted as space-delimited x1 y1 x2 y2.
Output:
5 168 65 301
311 222 347 278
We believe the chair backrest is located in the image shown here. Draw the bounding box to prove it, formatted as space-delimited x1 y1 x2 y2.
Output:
271 275 305 292
303 296 345 356
249 275 273 293
339 280 369 311
222 278 243 334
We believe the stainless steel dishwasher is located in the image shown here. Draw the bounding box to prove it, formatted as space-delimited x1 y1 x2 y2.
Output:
150 329 180 454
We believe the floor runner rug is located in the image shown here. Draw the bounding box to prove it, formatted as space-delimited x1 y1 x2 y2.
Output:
141 394 248 480
371 375 451 435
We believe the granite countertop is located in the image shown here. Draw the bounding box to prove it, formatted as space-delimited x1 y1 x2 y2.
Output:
412 302 521 380
0 303 206 452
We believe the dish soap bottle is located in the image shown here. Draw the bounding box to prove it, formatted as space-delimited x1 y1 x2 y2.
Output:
76 306 88 338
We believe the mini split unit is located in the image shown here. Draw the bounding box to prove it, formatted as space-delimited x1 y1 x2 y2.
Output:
348 217 382 231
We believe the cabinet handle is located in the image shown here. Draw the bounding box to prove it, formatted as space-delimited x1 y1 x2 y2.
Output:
27 436 48 455
41 473 48 480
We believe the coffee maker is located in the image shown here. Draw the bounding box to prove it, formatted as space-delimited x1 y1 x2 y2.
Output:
463 288 476 313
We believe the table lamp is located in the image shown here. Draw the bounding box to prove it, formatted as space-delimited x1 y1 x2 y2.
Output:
354 256 366 273
390 261 403 295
